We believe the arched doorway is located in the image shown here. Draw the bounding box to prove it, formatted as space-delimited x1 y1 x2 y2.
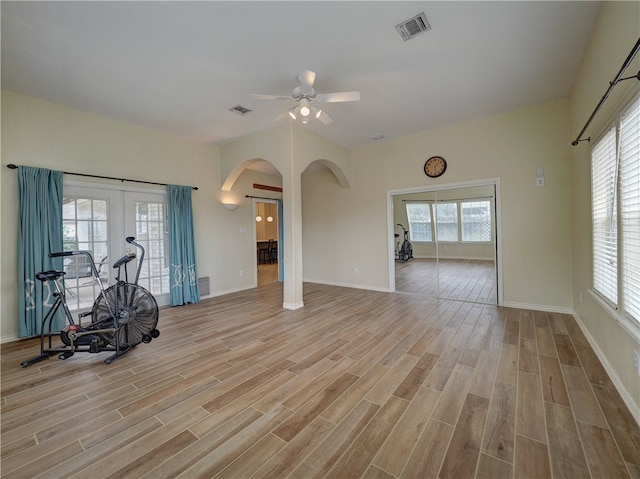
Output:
254 199 281 286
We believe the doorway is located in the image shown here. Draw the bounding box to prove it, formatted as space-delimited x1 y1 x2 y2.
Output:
388 179 501 305
63 184 170 310
255 200 281 286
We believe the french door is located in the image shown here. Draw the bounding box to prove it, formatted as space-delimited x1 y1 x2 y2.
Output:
62 185 170 312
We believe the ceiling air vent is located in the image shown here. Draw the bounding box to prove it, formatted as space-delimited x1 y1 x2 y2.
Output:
367 134 386 141
229 104 253 116
396 12 431 41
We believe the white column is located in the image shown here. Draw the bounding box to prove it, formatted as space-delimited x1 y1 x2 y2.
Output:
281 144 304 310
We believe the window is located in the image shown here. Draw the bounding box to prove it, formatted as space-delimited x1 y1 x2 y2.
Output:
619 95 640 323
405 199 493 243
62 185 171 311
134 200 170 296
591 126 618 305
591 93 640 327
406 203 432 241
461 200 492 242
62 196 110 310
434 202 459 242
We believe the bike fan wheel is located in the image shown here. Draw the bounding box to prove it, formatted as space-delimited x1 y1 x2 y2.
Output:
91 283 158 348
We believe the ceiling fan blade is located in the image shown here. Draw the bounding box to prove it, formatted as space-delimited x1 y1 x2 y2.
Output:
316 109 333 125
274 111 291 123
249 94 294 101
315 91 361 103
299 70 316 93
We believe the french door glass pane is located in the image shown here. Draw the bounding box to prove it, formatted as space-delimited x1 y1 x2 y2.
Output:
62 197 110 311
134 201 169 296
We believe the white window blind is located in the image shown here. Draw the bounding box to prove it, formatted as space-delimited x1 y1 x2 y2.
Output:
434 202 458 242
406 203 432 241
461 200 492 242
619 95 640 323
591 125 618 306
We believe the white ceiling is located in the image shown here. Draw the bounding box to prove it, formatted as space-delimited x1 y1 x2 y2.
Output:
1 1 601 150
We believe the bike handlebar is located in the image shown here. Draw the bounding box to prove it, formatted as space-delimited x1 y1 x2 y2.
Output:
50 251 74 257
50 250 101 283
124 236 144 285
50 236 146 286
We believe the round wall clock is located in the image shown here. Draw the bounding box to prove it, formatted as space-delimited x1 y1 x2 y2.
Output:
424 156 447 178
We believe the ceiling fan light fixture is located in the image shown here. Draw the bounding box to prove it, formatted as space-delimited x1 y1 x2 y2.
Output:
253 70 358 127
299 104 311 117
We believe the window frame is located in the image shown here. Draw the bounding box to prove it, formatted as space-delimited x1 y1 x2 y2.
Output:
589 92 640 341
405 198 494 245
460 199 493 243
405 202 433 242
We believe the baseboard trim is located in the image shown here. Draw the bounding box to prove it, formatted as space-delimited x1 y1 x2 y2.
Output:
283 301 304 310
1 334 19 344
209 284 256 298
303 278 391 293
502 301 572 314
573 310 640 426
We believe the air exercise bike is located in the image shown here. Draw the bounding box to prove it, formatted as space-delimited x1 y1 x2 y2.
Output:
21 237 160 367
395 224 413 262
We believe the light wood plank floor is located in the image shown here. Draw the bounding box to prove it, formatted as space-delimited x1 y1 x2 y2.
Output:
2 283 639 478
396 258 497 304
258 263 279 287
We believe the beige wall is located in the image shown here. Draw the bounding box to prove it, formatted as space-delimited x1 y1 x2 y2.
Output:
569 1 640 419
0 91 225 341
2 1 637 418
219 122 351 308
302 99 573 309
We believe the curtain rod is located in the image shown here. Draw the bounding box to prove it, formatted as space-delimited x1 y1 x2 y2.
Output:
402 196 493 202
245 195 280 201
572 38 640 146
6 164 198 190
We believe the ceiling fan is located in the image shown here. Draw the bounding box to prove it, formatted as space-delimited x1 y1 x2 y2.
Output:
250 70 360 125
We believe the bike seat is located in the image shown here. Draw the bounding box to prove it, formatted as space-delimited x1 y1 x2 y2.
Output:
36 270 66 282
112 252 136 269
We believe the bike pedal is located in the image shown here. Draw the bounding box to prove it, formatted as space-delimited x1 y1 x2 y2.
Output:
59 351 74 360
89 340 100 353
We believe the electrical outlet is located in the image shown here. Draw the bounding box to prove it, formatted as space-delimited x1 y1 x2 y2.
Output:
634 350 640 376
240 270 245 277
536 167 544 177
353 267 359 275
536 177 545 187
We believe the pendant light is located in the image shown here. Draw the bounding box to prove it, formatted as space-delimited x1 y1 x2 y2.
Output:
267 203 274 222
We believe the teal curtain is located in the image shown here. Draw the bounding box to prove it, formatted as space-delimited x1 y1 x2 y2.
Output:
18 166 64 337
167 185 200 305
277 200 283 283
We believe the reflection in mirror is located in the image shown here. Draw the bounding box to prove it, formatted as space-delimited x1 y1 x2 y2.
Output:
393 185 497 304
